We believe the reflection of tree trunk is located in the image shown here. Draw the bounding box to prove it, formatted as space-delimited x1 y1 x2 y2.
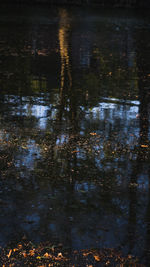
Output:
127 81 148 253
137 28 150 148
139 79 149 147
145 169 150 265
57 8 79 134
136 31 150 262
128 163 138 252
53 10 79 250
58 9 72 114
140 72 150 264
127 31 150 253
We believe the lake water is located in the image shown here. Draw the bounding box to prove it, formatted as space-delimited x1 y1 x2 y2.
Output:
0 4 150 264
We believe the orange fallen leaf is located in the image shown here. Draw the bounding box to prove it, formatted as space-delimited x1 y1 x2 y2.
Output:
93 255 101 261
128 255 132 259
58 252 63 257
18 244 22 249
141 145 148 148
83 252 91 256
72 150 79 153
22 252 27 258
44 252 51 258
90 132 97 136
7 249 12 258
29 249 35 256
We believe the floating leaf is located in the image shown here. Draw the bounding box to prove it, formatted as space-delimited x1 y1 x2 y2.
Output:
128 255 132 259
58 252 63 257
22 252 27 258
7 249 12 258
72 150 79 153
44 253 49 258
93 255 101 261
90 133 97 136
29 249 35 256
83 252 90 256
141 145 148 148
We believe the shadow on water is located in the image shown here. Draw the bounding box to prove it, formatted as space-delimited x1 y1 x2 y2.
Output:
0 4 150 264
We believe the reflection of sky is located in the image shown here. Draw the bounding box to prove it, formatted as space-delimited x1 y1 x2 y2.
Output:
84 98 140 139
29 104 50 129
101 97 139 106
30 104 49 118
90 97 139 120
91 102 139 120
3 95 61 130
15 140 40 170
4 95 140 134
1 95 141 159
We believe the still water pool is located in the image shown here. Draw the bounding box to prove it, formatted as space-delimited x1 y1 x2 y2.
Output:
0 4 150 264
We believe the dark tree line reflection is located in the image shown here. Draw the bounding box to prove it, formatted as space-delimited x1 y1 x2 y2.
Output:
0 5 150 264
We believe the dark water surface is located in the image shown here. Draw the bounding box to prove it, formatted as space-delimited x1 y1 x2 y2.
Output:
0 4 150 263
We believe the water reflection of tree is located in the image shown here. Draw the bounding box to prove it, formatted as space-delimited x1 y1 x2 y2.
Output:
30 16 143 250
1 8 150 258
127 27 150 262
136 29 150 264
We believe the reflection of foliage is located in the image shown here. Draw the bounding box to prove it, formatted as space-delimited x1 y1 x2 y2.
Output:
82 36 138 103
0 135 19 176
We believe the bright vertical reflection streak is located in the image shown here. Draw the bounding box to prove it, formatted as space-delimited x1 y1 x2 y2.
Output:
58 9 72 94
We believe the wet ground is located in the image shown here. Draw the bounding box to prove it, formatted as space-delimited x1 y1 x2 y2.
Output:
0 4 150 265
